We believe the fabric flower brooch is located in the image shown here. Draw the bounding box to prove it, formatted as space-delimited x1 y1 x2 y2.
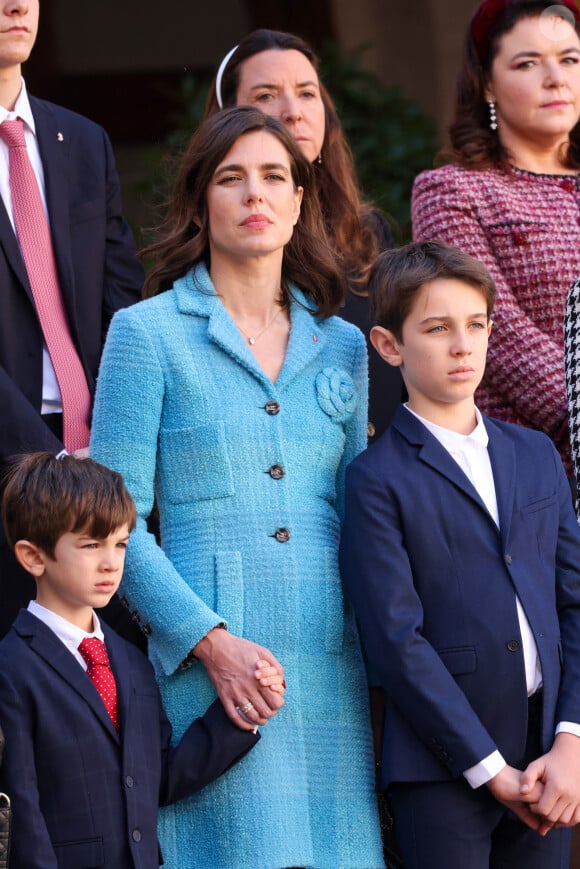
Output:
315 367 357 423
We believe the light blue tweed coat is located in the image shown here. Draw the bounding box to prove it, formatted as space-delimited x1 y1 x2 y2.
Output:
90 263 385 869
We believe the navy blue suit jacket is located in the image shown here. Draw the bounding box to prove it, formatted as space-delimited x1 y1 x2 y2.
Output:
341 405 580 788
0 96 144 638
0 95 143 460
0 611 259 869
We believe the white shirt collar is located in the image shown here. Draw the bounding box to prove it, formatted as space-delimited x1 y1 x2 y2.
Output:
405 404 489 451
28 599 104 655
0 78 36 134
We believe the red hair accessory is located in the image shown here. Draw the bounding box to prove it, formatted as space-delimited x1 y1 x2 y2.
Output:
471 0 580 62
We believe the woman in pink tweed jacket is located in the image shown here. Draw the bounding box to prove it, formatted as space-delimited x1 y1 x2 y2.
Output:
412 0 580 473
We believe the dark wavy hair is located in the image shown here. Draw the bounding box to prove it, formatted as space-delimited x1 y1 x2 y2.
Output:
444 0 580 169
204 29 387 291
141 106 347 318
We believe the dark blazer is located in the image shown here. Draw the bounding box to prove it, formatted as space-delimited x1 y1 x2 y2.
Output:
341 405 580 788
0 96 143 637
0 611 259 869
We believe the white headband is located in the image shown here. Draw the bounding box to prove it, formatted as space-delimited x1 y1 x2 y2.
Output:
215 45 239 109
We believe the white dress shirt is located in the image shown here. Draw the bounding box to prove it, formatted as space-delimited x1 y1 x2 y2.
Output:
28 599 104 671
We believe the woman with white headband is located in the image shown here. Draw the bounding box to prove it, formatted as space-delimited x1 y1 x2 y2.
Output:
206 29 405 446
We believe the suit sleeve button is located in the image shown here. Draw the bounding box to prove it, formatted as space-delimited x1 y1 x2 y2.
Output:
274 528 291 543
265 401 280 415
507 639 520 652
132 829 142 842
268 464 285 480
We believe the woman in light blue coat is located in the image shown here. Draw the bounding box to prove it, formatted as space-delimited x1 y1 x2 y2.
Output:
90 107 384 869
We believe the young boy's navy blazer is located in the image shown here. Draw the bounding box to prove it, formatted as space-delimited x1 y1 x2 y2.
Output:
341 405 580 788
0 610 259 869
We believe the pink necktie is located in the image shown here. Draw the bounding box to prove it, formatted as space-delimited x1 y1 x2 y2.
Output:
78 637 119 731
0 119 91 452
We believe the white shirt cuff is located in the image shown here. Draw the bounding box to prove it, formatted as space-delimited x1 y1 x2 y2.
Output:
463 750 506 789
555 721 580 738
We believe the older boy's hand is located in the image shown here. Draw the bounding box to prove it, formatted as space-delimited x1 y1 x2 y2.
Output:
194 628 285 731
487 765 549 834
521 732 580 827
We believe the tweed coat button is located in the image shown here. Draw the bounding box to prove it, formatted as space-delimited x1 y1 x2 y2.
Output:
367 422 376 438
265 401 280 415
504 553 512 565
274 527 291 543
268 464 285 480
507 639 520 652
142 623 152 637
132 829 142 842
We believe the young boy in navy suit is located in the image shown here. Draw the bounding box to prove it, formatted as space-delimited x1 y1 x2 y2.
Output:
0 452 283 869
341 241 580 869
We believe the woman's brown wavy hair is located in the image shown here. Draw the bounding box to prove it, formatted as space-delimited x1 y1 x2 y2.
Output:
141 106 347 318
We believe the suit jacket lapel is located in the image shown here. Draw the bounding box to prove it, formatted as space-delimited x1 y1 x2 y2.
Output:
485 417 516 546
393 406 496 526
103 624 132 734
16 610 120 742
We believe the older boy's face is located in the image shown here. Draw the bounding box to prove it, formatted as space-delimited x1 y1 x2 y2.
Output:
33 524 130 631
380 278 492 423
0 0 39 70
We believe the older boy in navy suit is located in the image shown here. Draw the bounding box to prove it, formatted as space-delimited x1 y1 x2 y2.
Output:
341 241 580 868
0 453 282 868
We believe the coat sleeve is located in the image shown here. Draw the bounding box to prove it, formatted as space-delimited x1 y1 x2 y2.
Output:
0 669 58 868
340 455 499 777
412 168 568 444
90 308 226 675
160 698 259 806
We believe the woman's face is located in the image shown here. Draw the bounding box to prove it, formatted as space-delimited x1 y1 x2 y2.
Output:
205 129 303 264
235 49 326 163
486 14 580 153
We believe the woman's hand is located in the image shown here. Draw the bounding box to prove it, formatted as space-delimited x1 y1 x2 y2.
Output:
194 628 285 730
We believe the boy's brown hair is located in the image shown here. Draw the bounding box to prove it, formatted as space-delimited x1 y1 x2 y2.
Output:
2 452 136 558
368 240 496 342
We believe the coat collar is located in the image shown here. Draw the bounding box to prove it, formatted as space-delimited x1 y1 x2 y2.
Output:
392 405 516 542
173 263 327 391
13 609 121 742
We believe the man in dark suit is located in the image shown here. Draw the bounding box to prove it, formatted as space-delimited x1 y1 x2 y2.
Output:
0 453 269 868
0 0 144 638
341 241 580 868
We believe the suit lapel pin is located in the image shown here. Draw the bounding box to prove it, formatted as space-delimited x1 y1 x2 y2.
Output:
57 132 64 142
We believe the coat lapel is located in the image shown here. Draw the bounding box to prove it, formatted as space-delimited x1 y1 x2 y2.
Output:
15 610 120 742
174 265 326 391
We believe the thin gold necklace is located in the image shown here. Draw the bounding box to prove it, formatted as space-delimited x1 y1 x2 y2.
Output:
235 307 282 346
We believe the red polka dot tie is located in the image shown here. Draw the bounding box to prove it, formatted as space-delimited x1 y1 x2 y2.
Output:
0 118 91 452
78 637 119 731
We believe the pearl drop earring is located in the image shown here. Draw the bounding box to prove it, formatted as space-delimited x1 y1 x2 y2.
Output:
488 101 498 131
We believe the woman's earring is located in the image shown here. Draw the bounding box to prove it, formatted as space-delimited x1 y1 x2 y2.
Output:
316 152 322 165
488 101 498 131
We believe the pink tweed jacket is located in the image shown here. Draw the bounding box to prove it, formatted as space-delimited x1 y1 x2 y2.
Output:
412 162 580 472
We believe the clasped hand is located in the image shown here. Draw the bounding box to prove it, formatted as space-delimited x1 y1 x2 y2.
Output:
194 628 285 731
488 733 580 835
